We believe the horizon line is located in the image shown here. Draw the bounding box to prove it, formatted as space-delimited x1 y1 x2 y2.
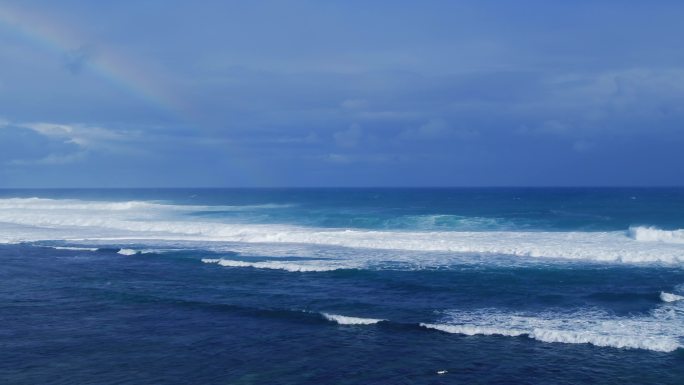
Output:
1 185 683 189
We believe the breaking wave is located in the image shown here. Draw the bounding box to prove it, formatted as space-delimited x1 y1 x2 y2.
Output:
629 226 684 244
47 246 100 251
321 313 385 325
201 258 350 272
0 197 291 213
40 245 164 255
421 306 684 353
661 292 684 302
2 198 684 265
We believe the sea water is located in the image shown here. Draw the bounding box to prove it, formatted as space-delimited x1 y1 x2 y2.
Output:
1 188 683 384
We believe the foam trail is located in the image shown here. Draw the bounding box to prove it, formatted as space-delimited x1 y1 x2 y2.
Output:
420 323 526 337
0 197 291 212
117 249 138 256
321 313 385 325
421 306 684 353
201 258 348 272
115 248 163 255
0 198 165 211
48 246 99 251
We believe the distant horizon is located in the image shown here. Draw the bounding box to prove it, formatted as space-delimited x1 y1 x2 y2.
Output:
1 185 683 190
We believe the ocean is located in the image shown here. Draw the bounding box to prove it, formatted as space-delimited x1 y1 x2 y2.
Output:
1 188 683 384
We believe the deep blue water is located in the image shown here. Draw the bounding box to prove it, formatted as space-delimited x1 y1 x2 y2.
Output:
1 188 683 384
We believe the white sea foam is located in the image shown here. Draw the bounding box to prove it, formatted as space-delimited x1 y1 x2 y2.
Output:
2 197 684 266
421 306 684 353
48 246 100 251
321 313 384 325
0 197 291 212
420 323 526 337
661 292 684 302
4 216 684 265
629 226 684 244
201 258 348 272
115 248 167 255
0 198 165 211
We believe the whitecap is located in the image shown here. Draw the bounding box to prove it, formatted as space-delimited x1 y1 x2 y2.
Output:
2 197 684 266
661 292 684 302
420 323 526 337
0 197 291 212
47 246 99 251
422 306 684 353
117 249 138 256
628 226 684 244
321 313 384 325
201 258 348 272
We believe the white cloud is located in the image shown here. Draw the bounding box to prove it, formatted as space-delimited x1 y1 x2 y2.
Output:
0 120 142 167
21 122 135 149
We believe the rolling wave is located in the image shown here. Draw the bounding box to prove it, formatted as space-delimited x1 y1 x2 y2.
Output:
47 246 100 251
661 292 684 302
1 198 684 265
201 258 350 272
321 313 385 325
40 245 163 256
628 226 684 244
421 305 684 353
0 197 291 212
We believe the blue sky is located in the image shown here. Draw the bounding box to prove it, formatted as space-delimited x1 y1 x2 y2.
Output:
1 0 683 187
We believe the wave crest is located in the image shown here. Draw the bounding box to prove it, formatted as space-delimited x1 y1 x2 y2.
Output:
661 292 684 302
201 258 348 272
322 313 384 325
422 307 684 353
0 197 291 213
629 226 684 244
2 198 684 266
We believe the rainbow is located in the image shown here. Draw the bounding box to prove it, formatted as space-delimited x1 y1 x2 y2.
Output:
0 4 188 116
0 4 275 185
